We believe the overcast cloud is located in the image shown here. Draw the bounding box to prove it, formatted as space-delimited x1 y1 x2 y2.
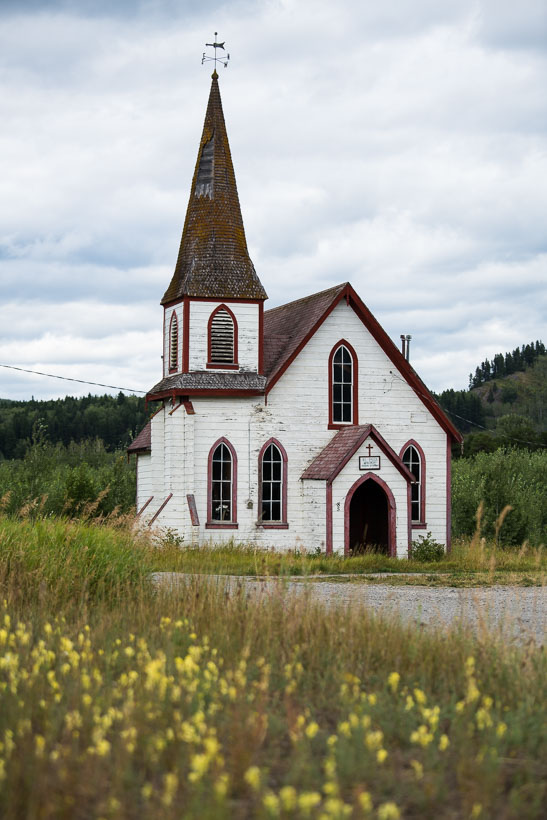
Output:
0 0 546 400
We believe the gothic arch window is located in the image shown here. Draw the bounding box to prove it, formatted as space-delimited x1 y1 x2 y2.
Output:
206 438 238 529
328 340 358 428
169 311 178 372
400 441 426 526
207 305 238 369
258 439 288 528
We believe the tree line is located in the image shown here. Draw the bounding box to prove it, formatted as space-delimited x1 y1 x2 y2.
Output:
0 393 147 460
468 340 545 388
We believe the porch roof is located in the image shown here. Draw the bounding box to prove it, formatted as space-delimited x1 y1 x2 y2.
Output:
301 424 415 484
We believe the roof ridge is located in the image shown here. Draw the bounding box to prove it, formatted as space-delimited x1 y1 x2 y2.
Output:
265 282 348 316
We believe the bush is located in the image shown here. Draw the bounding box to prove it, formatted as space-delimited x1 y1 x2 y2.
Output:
409 531 445 562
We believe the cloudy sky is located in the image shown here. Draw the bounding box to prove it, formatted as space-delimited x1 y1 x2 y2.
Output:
1 0 546 401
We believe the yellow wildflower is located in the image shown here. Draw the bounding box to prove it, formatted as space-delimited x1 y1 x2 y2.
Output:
376 749 388 764
279 786 297 811
34 735 46 758
439 734 450 751
496 722 507 738
387 672 400 693
244 766 261 791
359 792 373 813
141 783 153 801
214 774 229 798
413 688 427 705
410 759 423 779
263 792 280 815
471 803 482 818
298 791 322 815
305 721 319 739
410 725 434 747
405 695 414 711
161 773 178 807
377 802 401 820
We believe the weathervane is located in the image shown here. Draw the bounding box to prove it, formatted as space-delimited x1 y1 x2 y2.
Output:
202 33 230 74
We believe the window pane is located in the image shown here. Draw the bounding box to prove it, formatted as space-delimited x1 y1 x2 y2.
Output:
271 501 281 521
334 348 343 364
333 403 342 422
262 501 271 521
263 461 271 481
343 384 351 403
262 483 271 501
342 403 351 422
272 461 282 481
333 384 342 402
341 363 352 383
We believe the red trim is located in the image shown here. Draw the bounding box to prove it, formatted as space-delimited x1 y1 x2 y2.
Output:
183 400 195 415
186 494 199 526
136 495 154 518
148 493 173 527
147 388 264 402
168 311 179 373
206 363 239 370
206 437 238 527
169 399 183 415
407 481 412 557
265 283 462 442
207 304 239 367
182 298 190 373
446 435 452 552
344 473 397 557
257 438 288 526
326 482 333 554
399 439 426 526
178 296 266 305
258 301 264 375
328 339 359 428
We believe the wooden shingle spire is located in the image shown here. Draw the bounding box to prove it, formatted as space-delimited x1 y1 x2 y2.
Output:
162 74 267 304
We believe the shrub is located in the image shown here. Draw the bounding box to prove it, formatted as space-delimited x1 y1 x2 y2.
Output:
409 532 445 562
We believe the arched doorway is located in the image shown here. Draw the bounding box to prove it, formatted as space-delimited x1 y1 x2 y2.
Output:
344 474 396 555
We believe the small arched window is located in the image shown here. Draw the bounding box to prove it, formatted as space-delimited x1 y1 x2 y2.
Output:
259 440 288 526
401 442 426 525
206 438 238 528
169 312 178 371
329 341 358 427
208 306 238 368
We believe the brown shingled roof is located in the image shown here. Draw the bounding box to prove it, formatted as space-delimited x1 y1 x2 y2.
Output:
161 75 267 304
127 420 151 454
301 424 415 483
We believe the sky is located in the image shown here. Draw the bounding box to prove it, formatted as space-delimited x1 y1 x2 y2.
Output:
0 0 546 401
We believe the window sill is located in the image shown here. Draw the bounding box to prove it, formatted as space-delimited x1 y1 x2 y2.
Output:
411 523 427 529
206 363 239 370
256 523 289 529
205 523 239 530
328 422 356 430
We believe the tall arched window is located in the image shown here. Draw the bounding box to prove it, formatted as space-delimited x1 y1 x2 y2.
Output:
328 340 358 427
206 438 238 528
258 439 288 527
169 312 178 371
207 305 238 368
401 441 426 525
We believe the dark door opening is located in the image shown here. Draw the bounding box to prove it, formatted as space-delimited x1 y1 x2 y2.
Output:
348 479 389 554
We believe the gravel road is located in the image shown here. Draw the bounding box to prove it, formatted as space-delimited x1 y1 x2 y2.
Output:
151 573 546 646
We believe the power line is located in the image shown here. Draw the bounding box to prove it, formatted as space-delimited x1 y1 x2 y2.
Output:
0 364 147 395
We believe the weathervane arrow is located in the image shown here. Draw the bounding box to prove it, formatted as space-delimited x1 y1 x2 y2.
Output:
202 32 230 73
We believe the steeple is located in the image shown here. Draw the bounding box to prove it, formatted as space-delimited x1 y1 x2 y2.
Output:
161 74 267 304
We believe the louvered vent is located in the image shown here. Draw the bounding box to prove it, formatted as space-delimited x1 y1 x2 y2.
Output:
210 308 234 363
169 314 178 370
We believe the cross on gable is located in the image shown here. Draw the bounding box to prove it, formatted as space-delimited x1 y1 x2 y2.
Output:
366 443 373 457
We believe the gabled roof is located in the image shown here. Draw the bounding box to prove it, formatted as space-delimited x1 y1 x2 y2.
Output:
301 424 415 483
161 74 267 304
263 282 462 442
127 420 151 454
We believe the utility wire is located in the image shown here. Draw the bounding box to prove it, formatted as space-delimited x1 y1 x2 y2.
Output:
0 363 147 395
388 370 546 449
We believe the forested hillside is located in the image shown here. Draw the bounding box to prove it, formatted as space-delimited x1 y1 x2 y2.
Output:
0 393 147 460
437 342 546 455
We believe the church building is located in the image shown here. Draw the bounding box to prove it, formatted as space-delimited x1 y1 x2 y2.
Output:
128 72 462 556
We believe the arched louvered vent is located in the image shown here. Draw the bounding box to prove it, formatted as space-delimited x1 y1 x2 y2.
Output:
210 308 235 363
195 137 214 197
169 313 178 370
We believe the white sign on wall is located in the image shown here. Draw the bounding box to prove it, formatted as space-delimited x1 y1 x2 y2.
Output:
359 456 380 470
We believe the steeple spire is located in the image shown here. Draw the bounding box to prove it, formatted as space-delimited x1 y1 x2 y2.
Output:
161 74 267 304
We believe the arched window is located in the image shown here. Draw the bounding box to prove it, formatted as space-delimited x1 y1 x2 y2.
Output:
207 305 238 368
206 438 238 528
258 439 288 527
328 341 358 427
169 312 178 371
401 442 426 525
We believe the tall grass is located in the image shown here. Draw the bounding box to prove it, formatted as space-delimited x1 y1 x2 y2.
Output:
0 516 545 818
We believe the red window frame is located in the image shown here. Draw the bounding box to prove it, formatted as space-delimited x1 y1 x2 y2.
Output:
257 438 288 529
207 304 239 370
400 440 426 527
168 311 179 373
206 437 238 529
328 339 358 429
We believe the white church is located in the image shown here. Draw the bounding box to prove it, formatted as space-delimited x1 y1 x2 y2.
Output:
128 72 462 556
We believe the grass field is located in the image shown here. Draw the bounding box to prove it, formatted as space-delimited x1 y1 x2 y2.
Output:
0 516 545 818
